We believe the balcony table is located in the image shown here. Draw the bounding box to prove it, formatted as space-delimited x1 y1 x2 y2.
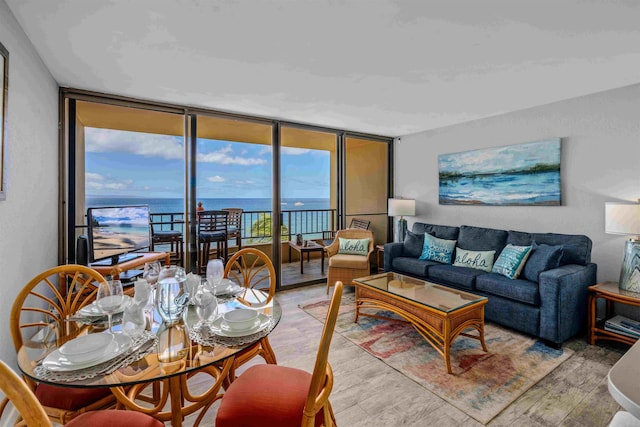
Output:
17 294 281 427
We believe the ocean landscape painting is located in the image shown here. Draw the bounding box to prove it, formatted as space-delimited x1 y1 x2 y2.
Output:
438 138 561 206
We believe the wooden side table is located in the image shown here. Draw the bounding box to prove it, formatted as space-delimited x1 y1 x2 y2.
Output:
376 244 385 272
588 281 640 345
288 241 325 274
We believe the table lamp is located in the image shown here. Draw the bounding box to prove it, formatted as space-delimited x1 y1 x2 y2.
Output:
388 198 415 243
605 201 640 292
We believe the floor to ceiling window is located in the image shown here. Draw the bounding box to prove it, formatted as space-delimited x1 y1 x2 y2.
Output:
61 90 392 288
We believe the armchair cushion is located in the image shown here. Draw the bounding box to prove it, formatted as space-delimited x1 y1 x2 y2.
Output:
329 253 370 269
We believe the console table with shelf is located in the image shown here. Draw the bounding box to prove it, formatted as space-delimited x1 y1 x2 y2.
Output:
588 281 640 345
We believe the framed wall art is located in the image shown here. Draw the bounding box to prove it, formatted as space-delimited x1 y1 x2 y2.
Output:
0 41 7 200
438 138 561 206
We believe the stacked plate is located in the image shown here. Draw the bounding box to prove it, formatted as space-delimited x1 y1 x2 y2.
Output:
78 295 133 317
43 333 132 372
212 278 241 297
210 311 270 337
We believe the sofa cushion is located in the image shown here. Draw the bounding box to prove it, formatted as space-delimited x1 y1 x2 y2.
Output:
476 273 540 305
392 257 435 277
419 233 456 264
428 264 483 290
492 244 532 279
453 248 495 272
403 230 424 258
328 253 370 269
412 223 459 240
531 233 592 265
457 225 508 258
521 242 564 282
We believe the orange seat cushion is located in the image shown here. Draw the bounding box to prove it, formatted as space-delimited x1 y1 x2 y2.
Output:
35 383 112 411
216 364 319 427
66 409 164 427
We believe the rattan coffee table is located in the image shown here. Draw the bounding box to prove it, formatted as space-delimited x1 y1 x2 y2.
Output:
353 272 488 374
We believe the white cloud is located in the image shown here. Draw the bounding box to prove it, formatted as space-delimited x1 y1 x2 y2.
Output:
197 144 266 165
86 128 184 160
207 175 225 182
260 146 311 156
85 172 133 191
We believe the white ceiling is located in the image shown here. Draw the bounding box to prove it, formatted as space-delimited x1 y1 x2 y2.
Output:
7 0 640 137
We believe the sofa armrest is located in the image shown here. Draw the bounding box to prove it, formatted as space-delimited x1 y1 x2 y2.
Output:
383 242 405 272
538 263 597 344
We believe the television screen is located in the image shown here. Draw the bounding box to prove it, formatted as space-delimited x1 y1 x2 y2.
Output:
87 205 151 264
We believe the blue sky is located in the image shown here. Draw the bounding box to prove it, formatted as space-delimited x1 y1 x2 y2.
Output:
438 138 561 174
85 128 330 198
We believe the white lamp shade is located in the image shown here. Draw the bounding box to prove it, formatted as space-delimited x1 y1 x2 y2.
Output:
388 199 415 217
605 202 640 235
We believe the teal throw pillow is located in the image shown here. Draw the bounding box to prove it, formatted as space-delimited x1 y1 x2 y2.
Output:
453 247 496 272
492 244 532 279
338 238 370 256
419 233 456 264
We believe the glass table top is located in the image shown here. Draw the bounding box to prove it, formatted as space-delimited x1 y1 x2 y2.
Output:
353 272 487 313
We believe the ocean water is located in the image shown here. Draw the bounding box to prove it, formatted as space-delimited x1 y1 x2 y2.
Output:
439 171 561 205
86 197 330 213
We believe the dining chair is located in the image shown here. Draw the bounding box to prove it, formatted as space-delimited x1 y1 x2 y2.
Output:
0 359 163 427
216 281 343 427
325 228 374 294
222 207 243 255
197 209 229 274
223 247 277 382
8 264 117 425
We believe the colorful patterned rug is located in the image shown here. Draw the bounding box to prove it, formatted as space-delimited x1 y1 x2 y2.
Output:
300 293 574 425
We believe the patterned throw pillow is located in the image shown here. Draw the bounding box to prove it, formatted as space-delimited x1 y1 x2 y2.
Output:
338 238 370 256
492 244 532 279
419 233 456 264
453 247 496 272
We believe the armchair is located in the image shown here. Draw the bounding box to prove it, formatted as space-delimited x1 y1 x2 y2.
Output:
325 229 374 294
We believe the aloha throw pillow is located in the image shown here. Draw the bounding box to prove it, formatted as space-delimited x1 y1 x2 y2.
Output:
338 238 370 256
453 247 496 272
492 244 532 279
521 242 564 282
419 233 456 264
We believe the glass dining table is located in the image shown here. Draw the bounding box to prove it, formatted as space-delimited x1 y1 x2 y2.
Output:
17 291 282 427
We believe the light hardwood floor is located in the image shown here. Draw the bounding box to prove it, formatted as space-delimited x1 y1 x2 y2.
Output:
186 283 626 427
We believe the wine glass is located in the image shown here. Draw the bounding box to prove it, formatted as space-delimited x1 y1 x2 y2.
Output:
206 259 224 292
192 280 218 325
96 280 124 333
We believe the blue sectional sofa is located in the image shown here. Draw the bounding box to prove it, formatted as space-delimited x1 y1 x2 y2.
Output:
384 222 597 346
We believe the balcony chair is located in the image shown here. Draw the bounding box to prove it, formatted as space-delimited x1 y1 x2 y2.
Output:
216 281 343 427
222 207 243 256
325 228 374 294
223 248 277 382
150 216 183 266
197 209 229 274
0 359 163 427
322 217 371 246
8 265 118 425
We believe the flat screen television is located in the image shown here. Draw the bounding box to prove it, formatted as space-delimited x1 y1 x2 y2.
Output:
87 205 151 265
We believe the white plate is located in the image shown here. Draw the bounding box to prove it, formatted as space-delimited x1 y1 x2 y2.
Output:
78 296 132 317
210 313 270 337
43 333 132 372
59 333 115 363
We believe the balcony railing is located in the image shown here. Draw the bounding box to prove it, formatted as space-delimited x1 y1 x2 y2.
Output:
150 209 336 244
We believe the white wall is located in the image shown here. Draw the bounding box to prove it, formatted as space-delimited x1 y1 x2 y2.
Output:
395 83 640 285
0 0 59 369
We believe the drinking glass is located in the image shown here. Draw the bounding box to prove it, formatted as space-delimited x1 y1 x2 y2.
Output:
192 280 218 325
156 266 189 323
96 280 124 333
143 261 161 285
206 259 224 291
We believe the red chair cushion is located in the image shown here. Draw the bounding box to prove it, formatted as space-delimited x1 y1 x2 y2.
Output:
66 410 164 427
35 383 112 411
216 364 315 427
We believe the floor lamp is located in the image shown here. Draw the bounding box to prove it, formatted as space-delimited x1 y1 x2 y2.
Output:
388 198 415 243
605 201 640 293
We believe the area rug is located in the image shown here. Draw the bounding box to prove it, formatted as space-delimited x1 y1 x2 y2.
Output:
300 293 574 425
